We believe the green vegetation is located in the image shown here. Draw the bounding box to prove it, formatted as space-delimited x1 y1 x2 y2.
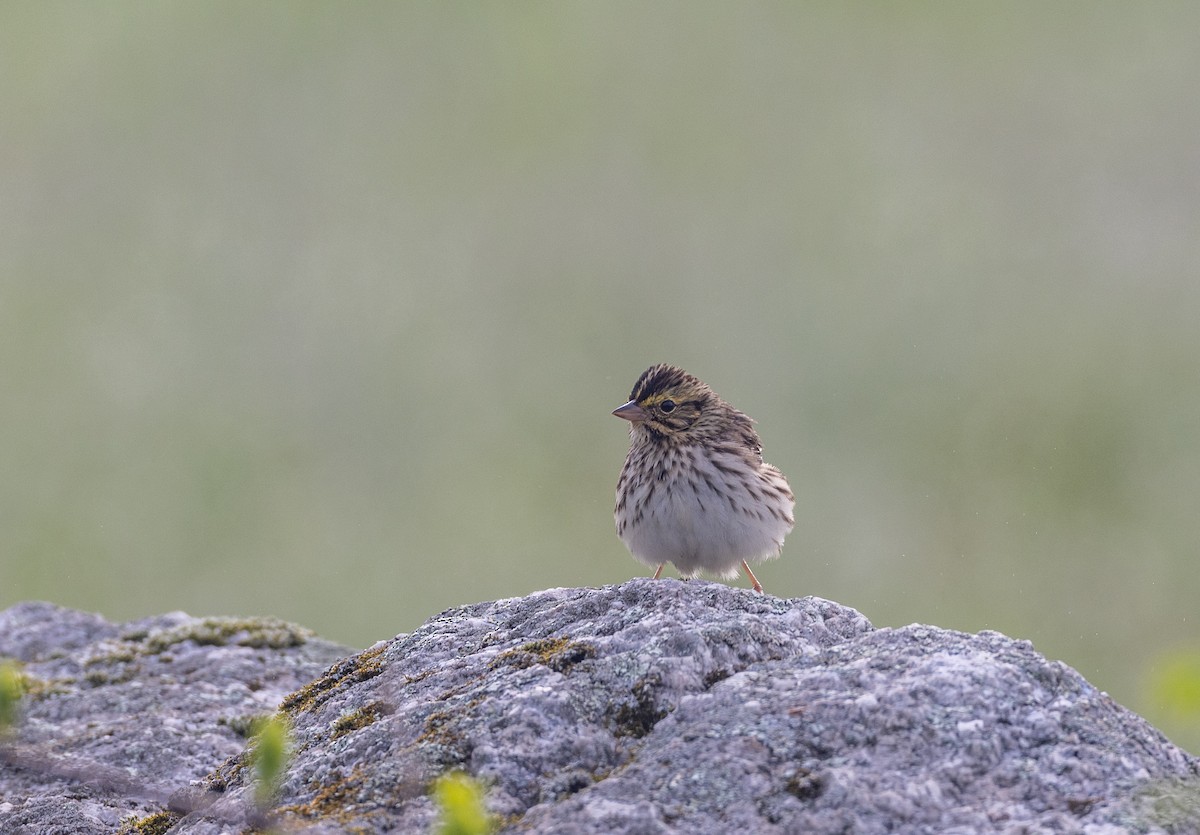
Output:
280 644 386 716
331 701 391 739
116 812 180 835
489 637 596 673
1147 649 1200 756
433 772 495 835
250 715 290 809
141 618 312 653
1149 650 1200 724
220 713 272 739
0 662 22 735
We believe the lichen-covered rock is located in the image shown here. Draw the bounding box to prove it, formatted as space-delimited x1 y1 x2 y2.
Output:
3 583 1199 834
0 601 350 834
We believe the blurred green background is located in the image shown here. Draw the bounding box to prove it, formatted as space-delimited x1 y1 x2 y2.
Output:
3 4 1198 749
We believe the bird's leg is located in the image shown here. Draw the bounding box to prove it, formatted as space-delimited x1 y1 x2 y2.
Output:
652 564 665 580
741 560 764 594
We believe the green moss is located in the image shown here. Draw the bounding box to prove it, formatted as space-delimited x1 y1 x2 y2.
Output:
116 811 181 835
418 701 483 769
198 750 252 795
703 668 732 688
277 766 377 831
141 617 312 653
281 643 386 716
331 700 392 739
65 617 313 697
610 674 668 738
419 709 456 745
84 667 138 687
0 661 69 704
0 662 23 733
100 648 138 663
785 767 826 800
220 713 272 739
489 637 596 674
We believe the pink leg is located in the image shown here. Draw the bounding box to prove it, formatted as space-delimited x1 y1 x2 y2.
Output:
652 564 665 580
741 560 764 594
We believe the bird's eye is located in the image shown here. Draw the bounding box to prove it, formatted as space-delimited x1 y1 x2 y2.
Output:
660 400 676 413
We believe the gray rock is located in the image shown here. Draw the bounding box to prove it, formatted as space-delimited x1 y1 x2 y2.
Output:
0 601 350 834
3 583 1199 834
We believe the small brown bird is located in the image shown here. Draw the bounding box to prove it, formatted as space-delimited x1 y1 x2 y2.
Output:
612 364 794 593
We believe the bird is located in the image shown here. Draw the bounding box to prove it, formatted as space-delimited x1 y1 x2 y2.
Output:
612 363 794 593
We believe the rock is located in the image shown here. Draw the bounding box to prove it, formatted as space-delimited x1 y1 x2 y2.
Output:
0 601 350 834
2 582 1199 834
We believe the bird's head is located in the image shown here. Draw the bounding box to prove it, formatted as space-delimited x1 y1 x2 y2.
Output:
612 364 742 441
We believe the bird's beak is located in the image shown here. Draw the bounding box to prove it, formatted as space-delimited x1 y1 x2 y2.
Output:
612 400 647 422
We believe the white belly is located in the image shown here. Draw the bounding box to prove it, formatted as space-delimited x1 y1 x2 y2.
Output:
618 451 792 577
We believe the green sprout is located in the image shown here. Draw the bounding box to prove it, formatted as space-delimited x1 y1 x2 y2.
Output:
433 771 495 835
1148 649 1200 724
0 662 23 735
249 714 290 809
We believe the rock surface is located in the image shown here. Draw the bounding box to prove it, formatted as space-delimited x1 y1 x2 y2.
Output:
2 583 1199 834
0 602 350 834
